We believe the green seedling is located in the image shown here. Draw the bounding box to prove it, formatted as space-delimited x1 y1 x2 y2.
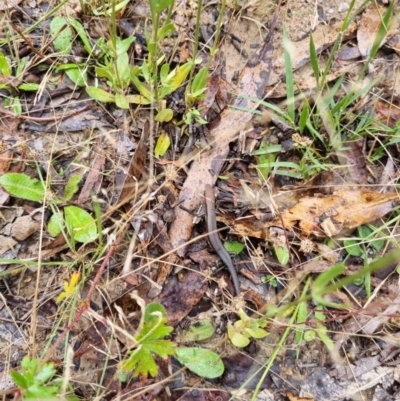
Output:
228 308 269 348
261 275 278 287
121 301 224 380
121 302 175 378
0 173 98 247
10 356 77 401
49 16 91 87
0 52 39 114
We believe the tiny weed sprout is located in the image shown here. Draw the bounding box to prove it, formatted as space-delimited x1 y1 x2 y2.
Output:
228 309 269 348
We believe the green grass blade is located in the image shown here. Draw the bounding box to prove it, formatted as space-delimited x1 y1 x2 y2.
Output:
309 33 319 89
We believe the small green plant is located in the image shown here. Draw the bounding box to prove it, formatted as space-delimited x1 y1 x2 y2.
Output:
0 173 98 247
227 309 269 348
84 0 209 126
121 302 176 378
295 300 335 355
121 302 225 379
10 356 77 400
0 51 39 114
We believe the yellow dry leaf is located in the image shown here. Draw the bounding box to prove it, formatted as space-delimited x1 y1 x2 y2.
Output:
57 272 80 303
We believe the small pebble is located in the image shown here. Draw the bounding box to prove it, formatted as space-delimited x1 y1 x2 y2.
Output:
338 2 349 12
327 8 334 14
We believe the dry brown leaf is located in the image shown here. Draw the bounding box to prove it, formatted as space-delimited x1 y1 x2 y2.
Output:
286 391 314 401
279 189 399 237
357 2 400 58
113 123 148 206
337 137 367 185
0 0 21 10
373 97 400 127
77 142 105 205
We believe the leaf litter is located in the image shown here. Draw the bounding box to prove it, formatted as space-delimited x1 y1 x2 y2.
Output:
1 0 400 400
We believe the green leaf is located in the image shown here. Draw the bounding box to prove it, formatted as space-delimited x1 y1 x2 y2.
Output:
64 205 97 243
344 239 363 257
17 83 40 91
150 0 173 13
21 356 37 380
175 347 224 379
314 308 326 321
155 109 173 122
86 86 115 103
299 101 309 134
126 94 152 105
65 66 86 87
304 330 316 341
116 37 135 56
159 62 192 98
245 327 268 339
34 363 56 383
116 52 130 85
154 131 171 157
130 73 152 101
95 65 114 81
309 33 319 88
160 63 170 83
69 18 93 55
115 92 130 109
48 212 64 237
274 245 289 265
139 303 172 339
141 60 151 83
50 16 73 54
295 301 307 346
254 136 278 181
315 322 334 350
312 263 345 306
0 173 45 202
191 67 208 95
64 175 81 202
177 320 215 343
158 22 175 41
228 328 250 347
224 240 244 255
123 345 159 377
123 303 175 378
0 51 10 75
10 371 28 389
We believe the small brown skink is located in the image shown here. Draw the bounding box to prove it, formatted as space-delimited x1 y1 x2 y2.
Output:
205 184 240 296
